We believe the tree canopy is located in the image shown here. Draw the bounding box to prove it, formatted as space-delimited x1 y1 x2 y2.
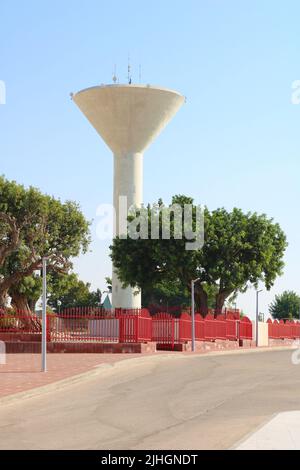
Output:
269 291 300 320
142 280 217 314
0 176 90 308
47 272 102 311
111 195 287 314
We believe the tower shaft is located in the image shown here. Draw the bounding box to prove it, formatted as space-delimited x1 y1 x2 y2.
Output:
113 152 143 308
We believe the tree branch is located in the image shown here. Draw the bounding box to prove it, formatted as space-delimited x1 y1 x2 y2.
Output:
0 212 21 267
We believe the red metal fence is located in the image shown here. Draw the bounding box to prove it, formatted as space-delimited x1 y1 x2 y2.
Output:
0 308 152 344
0 311 42 335
0 307 253 346
47 308 152 343
4 308 300 350
239 317 253 340
267 319 300 339
151 311 252 345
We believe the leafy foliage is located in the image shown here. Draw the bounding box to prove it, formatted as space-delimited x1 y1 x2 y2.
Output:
9 274 42 312
142 280 217 312
111 195 287 313
0 176 90 306
269 291 300 320
47 272 102 311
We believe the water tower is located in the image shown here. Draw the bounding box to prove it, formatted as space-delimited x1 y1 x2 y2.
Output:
72 83 184 308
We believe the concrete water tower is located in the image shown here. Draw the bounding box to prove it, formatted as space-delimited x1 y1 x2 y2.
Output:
72 83 184 309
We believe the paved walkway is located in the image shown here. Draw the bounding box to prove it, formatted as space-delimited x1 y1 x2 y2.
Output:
236 411 300 449
0 353 142 399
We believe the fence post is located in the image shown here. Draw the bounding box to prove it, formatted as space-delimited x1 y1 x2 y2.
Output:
172 318 175 350
46 315 51 343
135 315 139 343
119 315 124 343
236 320 240 342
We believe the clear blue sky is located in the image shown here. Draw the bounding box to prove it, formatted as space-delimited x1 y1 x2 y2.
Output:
1 0 299 318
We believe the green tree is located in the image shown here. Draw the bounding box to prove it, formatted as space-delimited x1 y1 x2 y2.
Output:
0 176 90 308
47 272 102 311
142 279 190 310
9 275 42 313
142 280 217 312
269 291 300 320
111 195 287 314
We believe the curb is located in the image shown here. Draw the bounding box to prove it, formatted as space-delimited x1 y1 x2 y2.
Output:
0 345 296 407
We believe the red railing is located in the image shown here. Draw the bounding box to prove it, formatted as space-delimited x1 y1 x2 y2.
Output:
119 310 152 343
290 321 300 338
0 308 253 346
0 310 42 334
239 317 252 340
46 307 119 343
195 314 205 340
0 308 152 344
151 311 252 345
267 318 300 339
152 313 176 349
48 308 152 343
226 319 238 341
178 312 192 342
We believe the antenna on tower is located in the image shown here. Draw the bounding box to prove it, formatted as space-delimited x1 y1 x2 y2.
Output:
112 64 117 84
128 54 132 84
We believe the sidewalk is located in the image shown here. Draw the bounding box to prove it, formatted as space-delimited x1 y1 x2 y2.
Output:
235 411 300 450
0 353 142 399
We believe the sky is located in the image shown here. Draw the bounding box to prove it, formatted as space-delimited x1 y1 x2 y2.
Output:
0 0 300 319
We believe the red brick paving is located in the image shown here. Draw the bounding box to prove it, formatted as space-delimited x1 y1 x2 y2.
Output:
0 353 144 399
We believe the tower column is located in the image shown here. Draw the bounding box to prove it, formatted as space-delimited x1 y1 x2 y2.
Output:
112 152 143 308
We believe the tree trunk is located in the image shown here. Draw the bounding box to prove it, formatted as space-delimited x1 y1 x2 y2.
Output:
10 291 31 314
9 290 41 331
28 298 37 312
0 290 8 310
194 284 208 317
0 259 42 309
215 291 230 315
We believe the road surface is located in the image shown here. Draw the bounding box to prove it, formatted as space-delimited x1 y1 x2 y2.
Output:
0 349 299 450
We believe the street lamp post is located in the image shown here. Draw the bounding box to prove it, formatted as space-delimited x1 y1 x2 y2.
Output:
42 257 47 372
191 278 201 352
256 289 263 347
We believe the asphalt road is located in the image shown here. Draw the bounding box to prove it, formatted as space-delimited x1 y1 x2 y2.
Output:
0 349 300 450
